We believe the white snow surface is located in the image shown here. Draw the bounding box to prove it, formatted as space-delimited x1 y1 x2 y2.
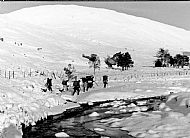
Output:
0 5 190 68
0 5 190 138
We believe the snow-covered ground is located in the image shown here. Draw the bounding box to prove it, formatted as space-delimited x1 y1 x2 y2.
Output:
0 4 190 138
75 76 190 138
1 5 190 68
1 67 190 138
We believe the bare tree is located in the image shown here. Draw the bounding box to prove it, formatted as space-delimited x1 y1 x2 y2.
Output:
82 54 100 76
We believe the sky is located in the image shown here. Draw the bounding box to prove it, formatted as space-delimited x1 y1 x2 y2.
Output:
0 1 190 31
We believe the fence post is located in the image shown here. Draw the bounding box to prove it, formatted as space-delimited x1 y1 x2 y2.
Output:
30 68 32 77
9 71 10 79
13 71 14 79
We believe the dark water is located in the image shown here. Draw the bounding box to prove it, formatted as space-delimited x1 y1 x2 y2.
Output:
22 96 167 138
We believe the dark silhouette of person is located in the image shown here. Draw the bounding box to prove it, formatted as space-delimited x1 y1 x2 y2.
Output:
103 75 108 88
72 79 80 96
60 79 69 92
81 77 87 92
86 75 94 91
46 78 52 92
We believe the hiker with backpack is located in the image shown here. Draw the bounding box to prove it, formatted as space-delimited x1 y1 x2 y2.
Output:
81 77 87 92
103 75 108 88
60 79 69 92
45 78 53 92
86 75 94 91
72 77 81 96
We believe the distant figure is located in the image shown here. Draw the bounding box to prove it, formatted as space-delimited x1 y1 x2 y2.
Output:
86 75 94 91
81 77 87 92
103 75 108 88
46 78 52 92
60 79 69 92
72 78 81 96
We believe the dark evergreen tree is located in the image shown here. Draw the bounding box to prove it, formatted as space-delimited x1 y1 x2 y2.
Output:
116 52 125 70
155 48 170 67
124 52 134 70
104 51 134 70
155 59 162 67
183 55 189 66
169 56 174 67
173 54 189 68
113 51 134 71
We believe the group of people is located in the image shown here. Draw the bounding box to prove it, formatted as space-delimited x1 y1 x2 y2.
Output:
43 75 109 96
62 75 96 96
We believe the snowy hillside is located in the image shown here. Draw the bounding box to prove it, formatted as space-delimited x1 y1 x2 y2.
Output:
0 5 190 69
1 5 190 137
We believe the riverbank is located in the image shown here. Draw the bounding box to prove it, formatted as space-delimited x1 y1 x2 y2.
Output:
1 74 190 138
23 95 167 138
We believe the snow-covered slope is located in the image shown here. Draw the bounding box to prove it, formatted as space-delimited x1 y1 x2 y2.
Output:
0 5 190 69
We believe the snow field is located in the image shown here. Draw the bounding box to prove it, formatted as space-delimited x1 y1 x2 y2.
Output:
1 5 190 69
74 76 190 138
0 4 190 137
0 66 190 137
0 74 79 137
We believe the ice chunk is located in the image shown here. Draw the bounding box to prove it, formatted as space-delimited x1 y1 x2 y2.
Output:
94 128 105 132
140 106 148 112
147 129 157 134
89 112 100 117
128 103 136 108
159 103 166 109
55 132 69 137
105 111 114 114
164 107 172 112
120 109 127 112
88 102 93 106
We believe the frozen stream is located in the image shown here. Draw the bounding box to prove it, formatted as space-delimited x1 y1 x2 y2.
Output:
22 96 167 138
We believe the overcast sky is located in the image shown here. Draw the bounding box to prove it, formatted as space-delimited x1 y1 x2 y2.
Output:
0 1 190 30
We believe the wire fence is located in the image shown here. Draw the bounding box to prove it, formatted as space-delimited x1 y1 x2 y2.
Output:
0 67 190 83
105 69 190 82
0 68 63 80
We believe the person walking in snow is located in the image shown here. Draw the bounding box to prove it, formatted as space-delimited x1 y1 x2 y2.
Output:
86 75 94 91
72 77 81 96
46 78 53 92
60 79 69 92
103 75 108 88
81 77 87 92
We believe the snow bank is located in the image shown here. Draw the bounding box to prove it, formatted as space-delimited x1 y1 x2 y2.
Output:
77 91 144 103
110 92 190 138
0 76 79 137
55 131 69 137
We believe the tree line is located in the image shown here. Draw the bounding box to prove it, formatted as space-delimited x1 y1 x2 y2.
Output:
82 51 134 75
104 52 134 71
155 48 189 68
81 48 190 75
